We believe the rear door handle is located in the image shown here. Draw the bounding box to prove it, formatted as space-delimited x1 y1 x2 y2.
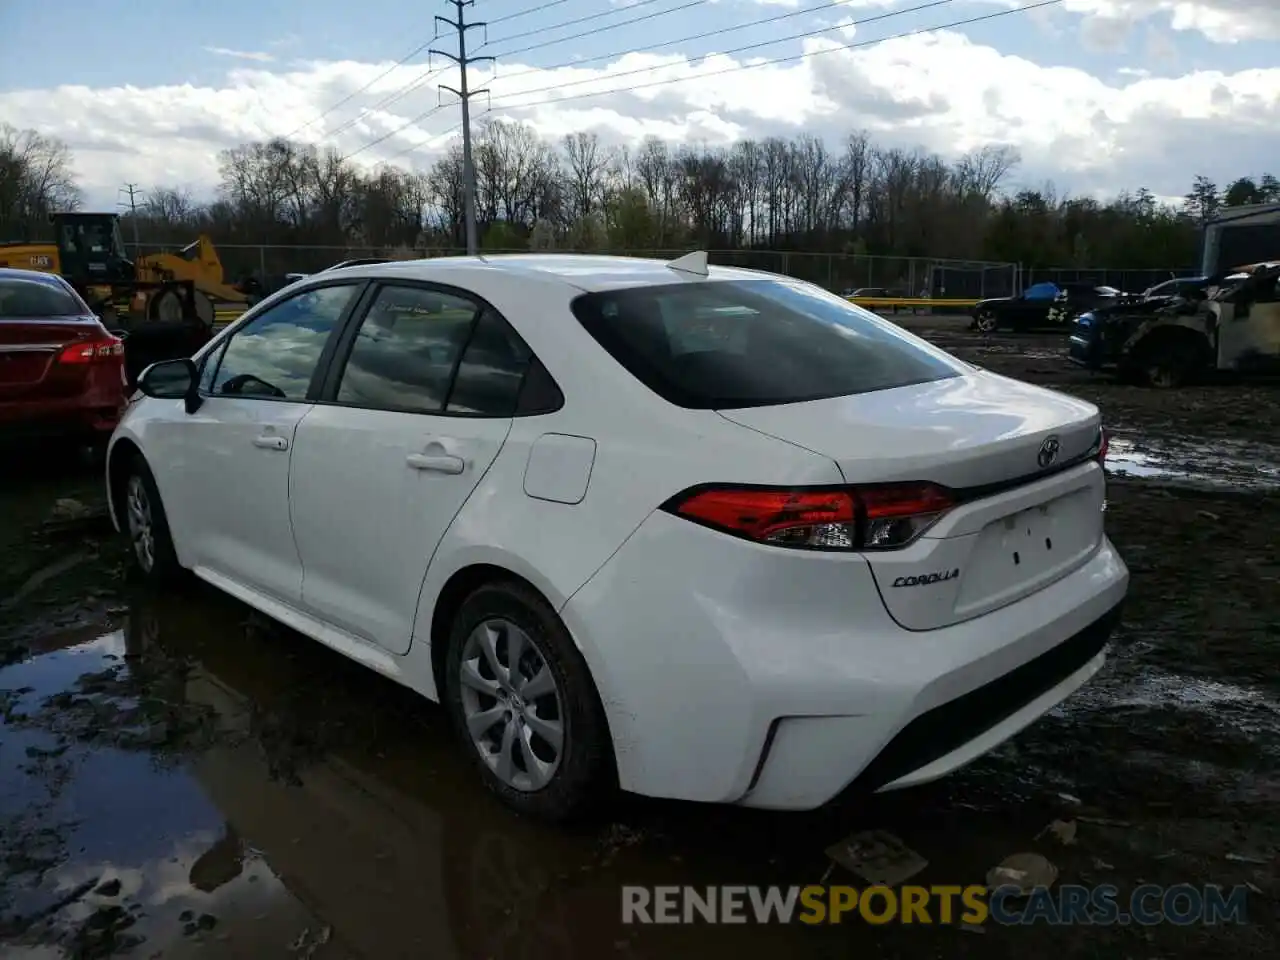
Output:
253 435 289 451
407 453 465 474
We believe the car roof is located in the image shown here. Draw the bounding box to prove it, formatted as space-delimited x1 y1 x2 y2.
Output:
320 253 769 293
0 268 71 287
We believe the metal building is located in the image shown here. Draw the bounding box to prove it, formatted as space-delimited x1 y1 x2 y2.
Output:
1201 202 1280 275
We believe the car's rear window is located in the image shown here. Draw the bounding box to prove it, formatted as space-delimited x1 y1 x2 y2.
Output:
0 279 84 318
570 278 961 409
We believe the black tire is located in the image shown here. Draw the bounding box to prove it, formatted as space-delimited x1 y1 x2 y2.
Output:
974 309 999 333
120 454 184 584
443 581 614 822
1136 337 1202 389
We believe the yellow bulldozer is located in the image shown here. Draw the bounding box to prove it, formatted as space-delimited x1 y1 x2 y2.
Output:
0 212 253 384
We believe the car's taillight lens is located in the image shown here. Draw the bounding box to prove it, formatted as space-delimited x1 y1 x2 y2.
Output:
663 482 953 551
1096 427 1109 464
857 482 954 550
57 336 125 364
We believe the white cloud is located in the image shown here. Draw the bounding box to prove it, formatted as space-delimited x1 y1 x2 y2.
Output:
1058 0 1280 42
204 47 275 63
1 27 1276 208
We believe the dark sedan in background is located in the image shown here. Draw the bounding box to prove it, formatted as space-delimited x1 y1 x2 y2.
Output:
971 281 1130 332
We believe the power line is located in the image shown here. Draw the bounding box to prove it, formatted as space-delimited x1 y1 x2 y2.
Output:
487 0 573 27
492 0 893 86
325 63 450 140
280 37 440 140
382 117 468 164
482 0 677 49
486 0 1061 113
488 0 956 105
343 104 449 161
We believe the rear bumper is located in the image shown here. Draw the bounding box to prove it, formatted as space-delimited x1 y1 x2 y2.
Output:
561 510 1128 809
0 401 122 443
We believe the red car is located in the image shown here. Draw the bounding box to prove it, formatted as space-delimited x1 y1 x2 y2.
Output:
0 268 127 449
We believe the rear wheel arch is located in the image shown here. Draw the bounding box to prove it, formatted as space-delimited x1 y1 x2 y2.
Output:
428 564 586 699
430 564 619 819
107 437 144 527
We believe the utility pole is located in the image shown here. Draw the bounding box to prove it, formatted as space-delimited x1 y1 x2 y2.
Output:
119 183 144 253
431 0 492 256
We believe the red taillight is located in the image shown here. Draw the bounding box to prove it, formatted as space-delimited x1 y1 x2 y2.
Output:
1096 427 1109 464
664 482 953 551
57 336 125 365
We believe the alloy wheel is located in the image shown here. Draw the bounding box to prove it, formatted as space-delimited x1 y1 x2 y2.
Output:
125 475 155 572
459 619 565 792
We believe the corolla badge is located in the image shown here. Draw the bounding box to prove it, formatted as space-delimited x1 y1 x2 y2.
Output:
1038 435 1061 468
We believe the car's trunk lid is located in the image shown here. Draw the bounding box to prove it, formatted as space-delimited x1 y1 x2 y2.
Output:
0 317 100 396
718 370 1106 629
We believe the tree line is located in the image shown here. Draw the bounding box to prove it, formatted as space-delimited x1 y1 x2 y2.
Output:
3 119 1277 281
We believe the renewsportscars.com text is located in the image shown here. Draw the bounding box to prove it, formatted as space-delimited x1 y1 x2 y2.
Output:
621 884 1250 926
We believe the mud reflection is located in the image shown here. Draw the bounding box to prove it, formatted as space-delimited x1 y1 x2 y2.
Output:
1106 436 1280 493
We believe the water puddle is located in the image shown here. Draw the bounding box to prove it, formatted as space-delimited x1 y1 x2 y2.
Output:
4 593 1276 958
0 623 335 959
1106 435 1280 493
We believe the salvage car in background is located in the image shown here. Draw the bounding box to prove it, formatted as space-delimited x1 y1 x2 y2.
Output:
0 269 126 450
972 281 1129 333
1069 261 1280 387
104 252 1127 821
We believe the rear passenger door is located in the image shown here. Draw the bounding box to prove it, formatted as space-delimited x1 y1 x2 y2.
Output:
287 282 533 655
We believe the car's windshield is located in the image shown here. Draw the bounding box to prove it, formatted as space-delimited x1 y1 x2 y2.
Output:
570 278 962 409
0 278 84 318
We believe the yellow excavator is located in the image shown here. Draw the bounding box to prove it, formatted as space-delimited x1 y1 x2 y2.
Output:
0 212 253 383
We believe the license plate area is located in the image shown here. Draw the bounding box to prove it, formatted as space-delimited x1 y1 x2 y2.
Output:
953 488 1101 616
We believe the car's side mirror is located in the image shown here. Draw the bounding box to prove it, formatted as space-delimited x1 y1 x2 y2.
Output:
137 358 201 412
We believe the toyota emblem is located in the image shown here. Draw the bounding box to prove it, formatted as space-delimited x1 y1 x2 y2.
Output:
1037 435 1061 468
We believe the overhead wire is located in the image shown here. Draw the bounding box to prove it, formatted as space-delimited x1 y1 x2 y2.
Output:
280 37 440 140
485 0 959 106
323 63 451 141
484 0 1063 113
340 0 1060 167
486 0 574 27
343 104 449 161
481 0 682 50
490 0 908 85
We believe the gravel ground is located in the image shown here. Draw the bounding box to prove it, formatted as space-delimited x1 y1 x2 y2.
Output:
1 325 1277 959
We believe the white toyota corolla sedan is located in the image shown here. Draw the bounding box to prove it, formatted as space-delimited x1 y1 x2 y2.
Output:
105 252 1128 821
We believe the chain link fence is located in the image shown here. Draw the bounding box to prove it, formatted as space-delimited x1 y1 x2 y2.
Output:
126 242 1020 300
1022 266 1200 293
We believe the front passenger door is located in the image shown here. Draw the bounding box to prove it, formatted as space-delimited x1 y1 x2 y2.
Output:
175 282 364 605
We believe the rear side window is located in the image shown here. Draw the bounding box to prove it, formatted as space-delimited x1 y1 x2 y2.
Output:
0 278 84 318
333 285 539 417
335 286 480 413
570 278 960 409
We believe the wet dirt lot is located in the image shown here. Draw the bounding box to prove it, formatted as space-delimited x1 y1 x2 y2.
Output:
2 324 1278 959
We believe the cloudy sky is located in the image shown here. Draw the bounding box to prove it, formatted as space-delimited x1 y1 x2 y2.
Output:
1 0 1276 209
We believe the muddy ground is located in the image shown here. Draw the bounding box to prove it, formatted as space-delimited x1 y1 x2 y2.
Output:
1 323 1278 959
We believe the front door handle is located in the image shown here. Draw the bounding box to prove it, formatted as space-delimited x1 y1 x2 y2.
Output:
407 453 465 474
253 435 289 451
